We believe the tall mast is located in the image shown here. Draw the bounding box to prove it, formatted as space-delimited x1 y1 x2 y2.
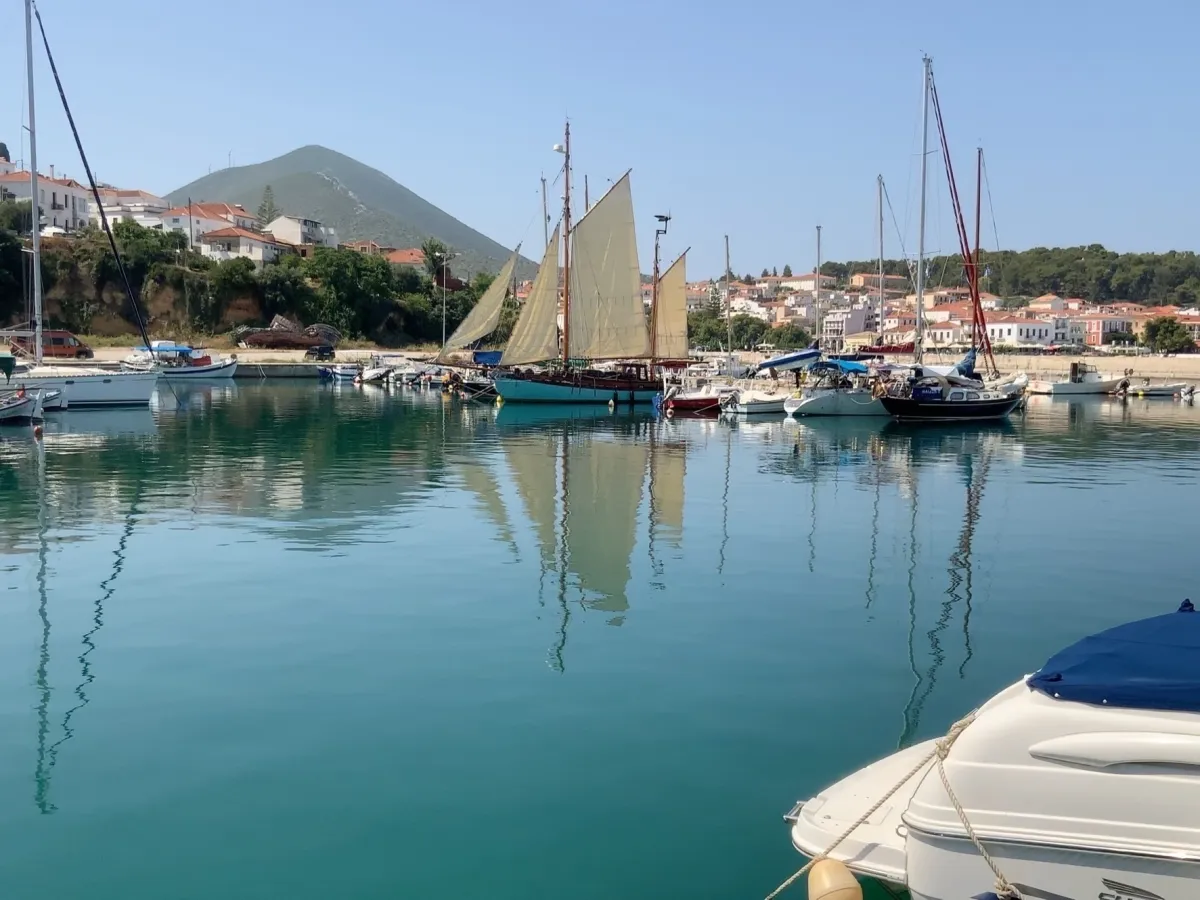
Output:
540 173 548 247
650 214 670 361
584 175 589 211
973 146 983 349
877 175 885 340
25 0 42 364
559 122 571 366
814 225 822 349
724 234 732 373
914 55 931 365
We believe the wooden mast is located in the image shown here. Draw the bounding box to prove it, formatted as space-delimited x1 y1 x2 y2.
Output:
560 122 571 366
973 147 983 350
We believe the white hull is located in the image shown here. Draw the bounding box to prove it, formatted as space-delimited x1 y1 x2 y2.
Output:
14 368 158 407
0 390 40 423
320 365 360 380
1123 381 1191 397
1028 376 1126 395
160 358 238 380
358 366 391 383
723 391 790 415
785 389 887 417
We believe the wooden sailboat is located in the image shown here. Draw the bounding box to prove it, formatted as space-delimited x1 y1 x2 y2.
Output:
494 123 662 404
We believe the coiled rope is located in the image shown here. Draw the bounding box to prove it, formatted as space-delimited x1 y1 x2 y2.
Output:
764 711 1020 900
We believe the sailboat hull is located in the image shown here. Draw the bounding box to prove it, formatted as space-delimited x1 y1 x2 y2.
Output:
494 375 660 404
786 389 888 417
14 369 159 407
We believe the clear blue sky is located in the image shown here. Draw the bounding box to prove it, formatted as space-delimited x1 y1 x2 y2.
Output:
3 0 1197 277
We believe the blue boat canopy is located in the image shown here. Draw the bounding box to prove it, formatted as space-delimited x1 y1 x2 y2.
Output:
1027 600 1200 712
811 359 868 375
472 350 503 366
136 344 193 354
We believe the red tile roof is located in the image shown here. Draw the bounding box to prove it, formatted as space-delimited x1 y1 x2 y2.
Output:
386 247 425 266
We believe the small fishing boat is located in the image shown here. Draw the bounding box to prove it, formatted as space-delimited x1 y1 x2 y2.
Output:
783 599 1200 900
40 389 65 411
662 383 734 416
0 387 42 424
721 388 790 416
1029 362 1127 395
123 342 238 379
319 363 360 381
1117 377 1192 397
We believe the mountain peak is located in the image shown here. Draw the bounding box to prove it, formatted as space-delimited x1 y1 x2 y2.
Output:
167 146 528 276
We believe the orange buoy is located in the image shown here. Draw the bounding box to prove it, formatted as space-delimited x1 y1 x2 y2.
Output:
807 859 863 900
33 425 43 439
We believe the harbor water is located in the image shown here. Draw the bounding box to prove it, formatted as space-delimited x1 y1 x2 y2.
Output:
0 383 1197 899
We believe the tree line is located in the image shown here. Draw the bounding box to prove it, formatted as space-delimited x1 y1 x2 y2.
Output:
818 244 1200 306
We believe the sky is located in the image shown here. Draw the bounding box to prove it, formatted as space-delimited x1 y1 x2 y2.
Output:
2 0 1198 278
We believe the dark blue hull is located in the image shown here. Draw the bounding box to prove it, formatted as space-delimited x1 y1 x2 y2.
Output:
879 394 1021 422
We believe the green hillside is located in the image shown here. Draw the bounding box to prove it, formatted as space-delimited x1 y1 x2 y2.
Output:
167 145 533 278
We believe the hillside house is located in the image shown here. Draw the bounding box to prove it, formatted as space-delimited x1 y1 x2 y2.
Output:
0 168 91 231
199 227 286 266
265 214 338 249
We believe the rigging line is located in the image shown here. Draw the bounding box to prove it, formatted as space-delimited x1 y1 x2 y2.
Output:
31 3 179 400
882 181 918 287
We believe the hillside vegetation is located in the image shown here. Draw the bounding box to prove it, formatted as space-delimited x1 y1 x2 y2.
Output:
0 202 497 345
166 145 534 279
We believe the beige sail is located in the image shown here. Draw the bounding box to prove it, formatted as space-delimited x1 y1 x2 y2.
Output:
436 247 520 360
651 251 688 360
566 173 651 360
458 462 515 547
501 227 560 366
564 432 648 614
649 440 686 549
504 436 559 566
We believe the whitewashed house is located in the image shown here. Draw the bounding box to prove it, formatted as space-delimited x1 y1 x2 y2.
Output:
0 167 91 231
265 215 338 248
92 187 170 229
199 227 285 265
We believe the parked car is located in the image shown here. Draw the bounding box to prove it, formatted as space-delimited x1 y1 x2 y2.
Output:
9 330 94 359
304 344 336 361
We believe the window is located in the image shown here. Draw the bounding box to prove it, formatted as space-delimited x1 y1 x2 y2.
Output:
51 336 66 346
949 390 965 401
966 392 980 400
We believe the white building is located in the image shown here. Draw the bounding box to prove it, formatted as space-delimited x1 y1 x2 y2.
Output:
986 316 1052 347
730 297 769 321
0 168 91 231
820 305 876 352
791 272 837 293
92 187 169 229
265 214 337 248
199 227 286 266
162 202 260 245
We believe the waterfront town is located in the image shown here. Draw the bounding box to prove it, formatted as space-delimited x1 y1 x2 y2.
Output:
2 146 1199 362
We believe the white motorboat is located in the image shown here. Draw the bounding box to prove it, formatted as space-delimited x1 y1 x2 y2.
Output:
122 342 238 379
1118 378 1192 398
751 344 821 376
319 363 360 381
356 356 393 384
1029 362 1127 395
721 388 790 415
782 599 1200 900
41 389 65 411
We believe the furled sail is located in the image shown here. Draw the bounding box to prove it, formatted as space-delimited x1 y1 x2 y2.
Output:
436 247 520 361
566 173 651 360
501 227 561 366
651 251 688 360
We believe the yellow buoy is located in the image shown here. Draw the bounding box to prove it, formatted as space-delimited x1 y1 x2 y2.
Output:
807 859 863 900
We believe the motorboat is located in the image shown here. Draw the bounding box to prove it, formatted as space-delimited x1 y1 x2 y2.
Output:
122 342 238 379
750 344 821 377
40 389 65 411
880 374 1022 422
318 363 361 381
783 600 1200 900
721 388 790 416
355 355 393 384
662 383 735 416
1029 362 1127 395
1116 377 1192 398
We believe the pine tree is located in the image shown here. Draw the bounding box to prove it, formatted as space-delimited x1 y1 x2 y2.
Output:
782 264 792 277
760 268 769 278
772 266 778 277
257 185 280 226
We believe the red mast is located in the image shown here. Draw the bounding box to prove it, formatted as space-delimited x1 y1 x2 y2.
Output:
928 69 998 378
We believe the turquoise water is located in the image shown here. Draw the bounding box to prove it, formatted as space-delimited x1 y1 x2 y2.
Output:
0 384 1198 899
